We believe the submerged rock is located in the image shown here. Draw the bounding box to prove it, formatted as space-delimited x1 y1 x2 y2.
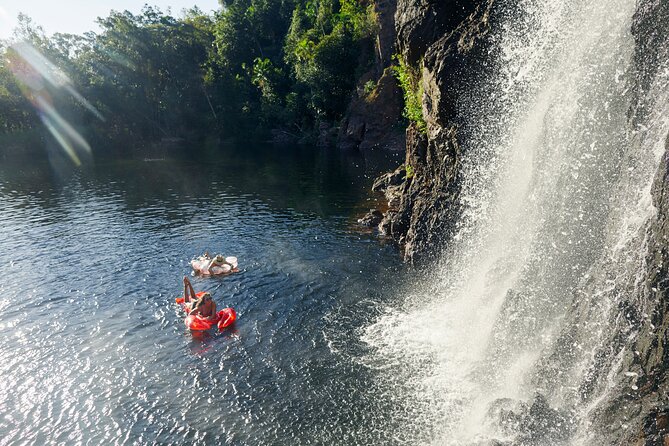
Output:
270 129 299 145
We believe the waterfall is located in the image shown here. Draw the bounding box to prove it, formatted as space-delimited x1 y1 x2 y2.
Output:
362 0 669 443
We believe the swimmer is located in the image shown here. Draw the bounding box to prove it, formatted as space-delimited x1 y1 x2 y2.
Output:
182 276 217 320
204 254 231 274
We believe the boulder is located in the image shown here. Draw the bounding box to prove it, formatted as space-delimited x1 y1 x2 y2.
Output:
358 209 384 227
487 395 576 445
372 165 406 192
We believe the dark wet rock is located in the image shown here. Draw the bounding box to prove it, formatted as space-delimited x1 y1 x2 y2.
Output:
616 135 669 446
358 209 384 227
514 395 576 444
343 116 366 144
372 165 406 192
338 68 405 154
375 0 399 68
395 0 486 65
365 0 669 442
338 0 405 154
372 0 494 264
395 124 464 264
536 0 669 444
317 122 338 148
354 0 669 443
639 409 669 446
421 0 493 127
591 0 669 444
628 0 669 126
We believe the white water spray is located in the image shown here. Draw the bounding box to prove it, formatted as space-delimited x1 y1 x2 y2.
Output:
363 0 669 443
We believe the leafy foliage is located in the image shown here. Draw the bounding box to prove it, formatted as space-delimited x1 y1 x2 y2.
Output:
0 1 380 145
392 54 426 133
405 163 414 179
284 0 375 121
0 47 37 133
85 7 216 140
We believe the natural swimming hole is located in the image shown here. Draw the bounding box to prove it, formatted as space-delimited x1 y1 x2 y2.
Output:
0 143 412 445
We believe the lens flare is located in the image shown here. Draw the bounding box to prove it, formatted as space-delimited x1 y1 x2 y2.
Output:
7 41 104 166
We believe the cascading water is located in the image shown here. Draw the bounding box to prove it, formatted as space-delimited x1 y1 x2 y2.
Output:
362 0 669 444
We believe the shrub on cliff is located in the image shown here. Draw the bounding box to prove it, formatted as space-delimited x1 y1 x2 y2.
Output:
392 55 426 134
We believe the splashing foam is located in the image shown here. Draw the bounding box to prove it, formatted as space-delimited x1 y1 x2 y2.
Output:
362 0 669 443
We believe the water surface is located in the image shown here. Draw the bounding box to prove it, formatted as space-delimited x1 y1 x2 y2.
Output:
0 143 408 445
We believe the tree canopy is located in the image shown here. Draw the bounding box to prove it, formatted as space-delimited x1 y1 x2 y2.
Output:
0 1 378 150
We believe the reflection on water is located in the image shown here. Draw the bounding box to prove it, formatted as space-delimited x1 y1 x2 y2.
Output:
0 143 406 444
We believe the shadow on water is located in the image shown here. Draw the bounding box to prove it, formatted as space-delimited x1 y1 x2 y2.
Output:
1 139 400 221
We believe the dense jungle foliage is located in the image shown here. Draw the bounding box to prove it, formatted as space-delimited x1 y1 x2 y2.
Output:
0 0 378 148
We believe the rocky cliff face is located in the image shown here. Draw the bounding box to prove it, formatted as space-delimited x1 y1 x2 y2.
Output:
366 0 494 263
337 0 405 154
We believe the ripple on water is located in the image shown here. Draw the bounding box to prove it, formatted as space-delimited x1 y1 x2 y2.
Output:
0 153 408 444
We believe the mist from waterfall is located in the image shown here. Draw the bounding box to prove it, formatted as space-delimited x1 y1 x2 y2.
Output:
362 0 669 443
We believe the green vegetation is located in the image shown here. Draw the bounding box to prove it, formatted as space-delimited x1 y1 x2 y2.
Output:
0 1 379 151
363 79 376 96
284 0 376 121
392 54 426 133
0 45 35 133
0 9 216 146
405 163 414 179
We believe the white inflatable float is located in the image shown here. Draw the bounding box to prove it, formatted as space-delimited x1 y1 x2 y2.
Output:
191 255 238 276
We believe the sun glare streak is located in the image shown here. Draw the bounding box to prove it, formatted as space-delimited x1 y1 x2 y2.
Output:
35 96 92 154
12 42 69 88
7 41 103 165
99 47 135 71
64 85 105 122
42 116 82 166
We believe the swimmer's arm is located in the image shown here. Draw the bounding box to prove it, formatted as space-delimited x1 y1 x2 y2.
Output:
183 277 196 302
